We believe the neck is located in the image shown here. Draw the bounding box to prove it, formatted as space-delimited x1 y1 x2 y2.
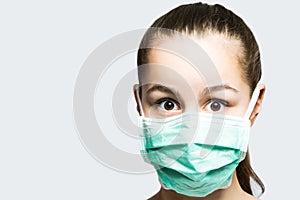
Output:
153 172 248 200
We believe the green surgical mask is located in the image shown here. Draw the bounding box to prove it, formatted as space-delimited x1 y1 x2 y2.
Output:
138 87 259 197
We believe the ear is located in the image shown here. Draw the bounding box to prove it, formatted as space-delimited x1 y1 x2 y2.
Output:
133 84 142 116
249 84 266 126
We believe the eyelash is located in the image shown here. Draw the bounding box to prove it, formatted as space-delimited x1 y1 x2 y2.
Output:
155 98 181 108
205 98 229 112
207 98 229 106
153 98 229 112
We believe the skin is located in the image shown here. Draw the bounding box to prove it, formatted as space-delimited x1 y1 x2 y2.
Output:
133 33 266 200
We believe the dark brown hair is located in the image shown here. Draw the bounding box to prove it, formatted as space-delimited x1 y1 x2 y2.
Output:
137 2 264 196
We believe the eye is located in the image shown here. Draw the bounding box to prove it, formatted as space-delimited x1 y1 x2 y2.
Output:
156 98 180 111
204 99 227 113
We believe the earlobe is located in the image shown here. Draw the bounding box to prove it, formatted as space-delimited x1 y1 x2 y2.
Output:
133 84 142 116
249 84 266 126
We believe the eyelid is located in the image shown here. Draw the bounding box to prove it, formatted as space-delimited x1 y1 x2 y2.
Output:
154 98 228 109
155 97 181 108
145 84 184 105
207 98 229 106
202 98 229 110
201 98 229 113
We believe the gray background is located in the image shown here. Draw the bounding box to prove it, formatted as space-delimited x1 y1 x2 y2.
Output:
1 0 299 199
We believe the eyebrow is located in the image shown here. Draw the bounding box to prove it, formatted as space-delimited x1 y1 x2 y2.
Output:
200 84 239 97
143 83 239 99
145 84 179 97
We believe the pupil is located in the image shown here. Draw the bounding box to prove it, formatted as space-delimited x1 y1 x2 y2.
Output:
164 101 174 110
211 102 221 111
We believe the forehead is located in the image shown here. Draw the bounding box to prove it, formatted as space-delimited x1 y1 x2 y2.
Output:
139 34 247 93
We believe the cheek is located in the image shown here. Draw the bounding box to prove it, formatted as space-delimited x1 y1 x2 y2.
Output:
140 98 159 118
140 98 150 117
226 97 250 117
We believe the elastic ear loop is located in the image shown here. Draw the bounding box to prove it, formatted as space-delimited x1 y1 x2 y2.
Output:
244 85 261 120
136 84 145 117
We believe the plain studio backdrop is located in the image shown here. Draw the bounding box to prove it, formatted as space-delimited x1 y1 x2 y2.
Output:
0 0 299 199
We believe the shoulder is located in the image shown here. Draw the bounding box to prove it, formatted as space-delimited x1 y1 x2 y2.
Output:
147 190 161 200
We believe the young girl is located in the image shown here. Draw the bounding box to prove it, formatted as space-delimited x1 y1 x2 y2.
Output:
133 2 265 199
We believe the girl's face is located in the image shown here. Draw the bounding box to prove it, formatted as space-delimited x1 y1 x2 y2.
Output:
136 34 255 119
